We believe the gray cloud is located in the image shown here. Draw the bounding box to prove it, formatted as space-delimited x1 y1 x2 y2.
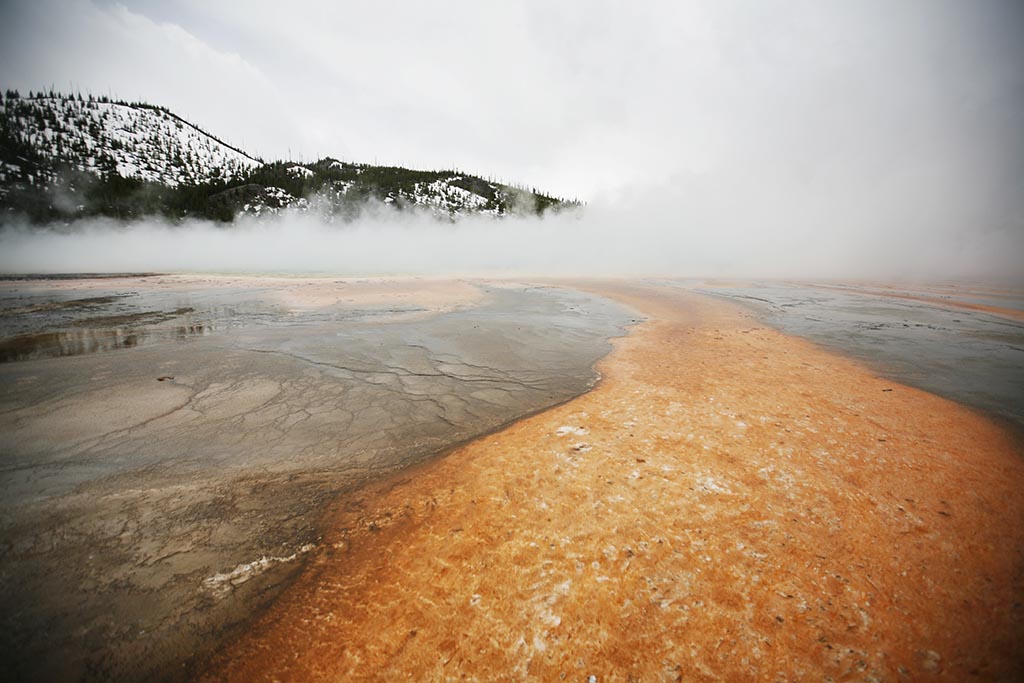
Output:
1 0 1022 279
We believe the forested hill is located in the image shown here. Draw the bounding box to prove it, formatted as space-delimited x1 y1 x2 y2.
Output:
0 89 576 223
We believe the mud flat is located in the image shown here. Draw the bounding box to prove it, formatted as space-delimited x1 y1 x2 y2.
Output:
695 280 1024 426
0 276 632 681
804 280 1024 322
205 282 1024 681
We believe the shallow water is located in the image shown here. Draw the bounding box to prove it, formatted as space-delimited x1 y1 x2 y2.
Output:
0 278 632 681
693 281 1024 425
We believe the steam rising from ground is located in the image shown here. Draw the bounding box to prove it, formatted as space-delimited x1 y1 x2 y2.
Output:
3 2 1022 281
1 187 1021 281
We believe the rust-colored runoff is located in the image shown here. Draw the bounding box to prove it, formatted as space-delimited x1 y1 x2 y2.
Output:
205 284 1024 682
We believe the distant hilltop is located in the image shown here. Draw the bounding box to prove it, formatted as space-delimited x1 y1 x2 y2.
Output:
0 89 577 223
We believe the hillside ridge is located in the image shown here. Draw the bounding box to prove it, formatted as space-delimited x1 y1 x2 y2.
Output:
0 89 576 223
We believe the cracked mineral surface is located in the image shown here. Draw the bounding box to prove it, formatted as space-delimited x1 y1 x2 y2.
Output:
0 275 632 681
203 281 1024 682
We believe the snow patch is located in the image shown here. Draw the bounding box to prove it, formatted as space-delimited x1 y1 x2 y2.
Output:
286 164 314 178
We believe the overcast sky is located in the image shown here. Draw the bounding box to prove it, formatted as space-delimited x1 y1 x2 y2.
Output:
1 1 1022 277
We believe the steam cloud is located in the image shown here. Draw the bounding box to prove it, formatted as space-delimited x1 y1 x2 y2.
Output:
1 1 1022 281
1 179 1021 281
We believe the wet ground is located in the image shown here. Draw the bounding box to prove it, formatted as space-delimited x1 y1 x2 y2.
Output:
201 282 1024 682
0 277 632 681
690 281 1024 426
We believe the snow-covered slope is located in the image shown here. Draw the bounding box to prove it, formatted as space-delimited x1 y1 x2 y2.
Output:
0 90 576 223
0 93 260 187
232 159 570 221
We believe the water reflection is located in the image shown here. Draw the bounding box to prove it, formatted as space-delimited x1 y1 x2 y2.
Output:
0 324 210 363
699 282 1024 424
175 324 209 340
